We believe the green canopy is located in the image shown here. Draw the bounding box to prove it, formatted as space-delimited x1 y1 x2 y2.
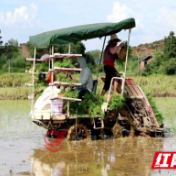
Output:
29 18 135 48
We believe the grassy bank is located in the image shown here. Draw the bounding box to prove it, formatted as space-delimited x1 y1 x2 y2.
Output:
0 73 31 87
95 74 176 97
0 87 31 100
133 75 176 97
0 73 176 99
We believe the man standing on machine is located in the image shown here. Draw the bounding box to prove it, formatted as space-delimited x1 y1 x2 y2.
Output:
101 34 125 96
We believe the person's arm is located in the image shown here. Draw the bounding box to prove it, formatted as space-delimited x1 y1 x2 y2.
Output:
80 68 90 86
110 42 125 54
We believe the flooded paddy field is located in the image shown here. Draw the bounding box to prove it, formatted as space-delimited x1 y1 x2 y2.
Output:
0 98 176 176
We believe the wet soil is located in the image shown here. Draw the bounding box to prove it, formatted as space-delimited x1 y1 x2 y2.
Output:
0 100 176 176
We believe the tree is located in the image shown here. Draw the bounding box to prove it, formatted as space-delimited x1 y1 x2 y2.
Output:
26 41 47 58
26 41 86 58
70 41 86 55
5 39 19 56
0 30 3 56
4 39 19 73
165 58 176 75
163 31 176 60
0 30 3 46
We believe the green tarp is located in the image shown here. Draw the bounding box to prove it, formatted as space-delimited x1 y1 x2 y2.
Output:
29 18 135 48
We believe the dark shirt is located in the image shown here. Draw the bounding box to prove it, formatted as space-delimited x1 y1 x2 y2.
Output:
103 43 118 68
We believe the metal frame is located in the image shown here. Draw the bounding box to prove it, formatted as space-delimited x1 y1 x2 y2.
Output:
29 28 132 125
31 47 36 115
51 46 54 117
106 77 124 108
96 36 106 80
121 29 131 95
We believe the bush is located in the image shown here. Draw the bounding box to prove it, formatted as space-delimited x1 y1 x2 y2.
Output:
165 58 176 75
0 54 8 67
142 59 160 76
11 56 26 68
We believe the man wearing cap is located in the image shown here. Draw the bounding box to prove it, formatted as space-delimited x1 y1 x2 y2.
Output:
101 34 125 96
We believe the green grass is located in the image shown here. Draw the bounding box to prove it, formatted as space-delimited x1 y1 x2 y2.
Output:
1 73 176 99
133 75 176 97
95 74 176 97
0 73 31 87
0 87 31 99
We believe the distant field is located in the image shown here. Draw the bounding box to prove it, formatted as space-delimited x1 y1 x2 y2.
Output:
96 73 176 97
0 87 31 100
154 97 176 132
0 73 176 99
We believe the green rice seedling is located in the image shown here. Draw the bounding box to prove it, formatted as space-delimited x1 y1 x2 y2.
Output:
147 94 164 124
54 59 73 68
64 90 80 98
109 94 124 110
64 93 105 118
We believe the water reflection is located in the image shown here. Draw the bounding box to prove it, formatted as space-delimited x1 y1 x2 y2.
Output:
30 137 163 176
0 99 175 176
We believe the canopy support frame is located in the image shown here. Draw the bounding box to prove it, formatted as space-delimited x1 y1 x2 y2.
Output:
31 47 37 114
121 28 132 95
51 45 54 117
96 36 106 81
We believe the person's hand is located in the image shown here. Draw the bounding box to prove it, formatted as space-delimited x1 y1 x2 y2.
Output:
119 42 125 48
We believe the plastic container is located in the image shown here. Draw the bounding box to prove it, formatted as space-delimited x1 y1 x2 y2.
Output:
52 99 63 115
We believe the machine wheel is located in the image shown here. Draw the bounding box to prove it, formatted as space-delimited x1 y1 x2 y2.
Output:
67 124 90 141
129 125 135 137
100 127 113 140
104 109 132 138
111 123 123 138
46 130 60 138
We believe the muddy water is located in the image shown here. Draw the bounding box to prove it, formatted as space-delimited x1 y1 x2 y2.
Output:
0 99 176 176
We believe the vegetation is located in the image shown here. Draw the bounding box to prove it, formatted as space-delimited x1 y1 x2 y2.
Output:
34 81 48 99
64 93 105 118
147 94 164 124
0 30 3 46
0 87 31 100
142 31 176 76
54 59 73 68
0 38 32 73
109 94 124 110
0 73 31 87
64 89 80 98
154 97 176 131
0 30 175 77
1 73 176 98
0 30 175 99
